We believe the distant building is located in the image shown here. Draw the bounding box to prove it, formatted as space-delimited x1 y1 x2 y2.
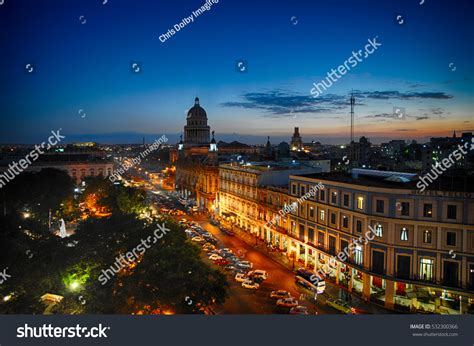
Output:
290 127 303 151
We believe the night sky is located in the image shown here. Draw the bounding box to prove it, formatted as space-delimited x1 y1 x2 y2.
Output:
0 0 472 144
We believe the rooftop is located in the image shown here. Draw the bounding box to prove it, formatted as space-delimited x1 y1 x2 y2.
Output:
293 169 474 193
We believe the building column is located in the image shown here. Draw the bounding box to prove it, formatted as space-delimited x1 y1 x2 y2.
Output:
348 268 354 292
384 279 395 309
335 261 340 285
296 243 300 262
362 273 371 301
304 246 308 267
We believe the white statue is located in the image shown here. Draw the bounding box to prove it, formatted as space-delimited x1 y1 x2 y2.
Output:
59 219 67 238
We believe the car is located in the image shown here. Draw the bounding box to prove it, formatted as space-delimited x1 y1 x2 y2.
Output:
220 248 233 253
326 299 352 314
248 270 268 280
227 255 240 263
236 261 253 269
219 251 235 258
191 236 205 243
241 279 259 290
289 306 309 315
223 229 235 236
208 254 223 261
276 297 299 308
234 273 248 282
224 265 236 271
350 307 372 315
270 290 291 299
213 258 229 266
202 243 216 251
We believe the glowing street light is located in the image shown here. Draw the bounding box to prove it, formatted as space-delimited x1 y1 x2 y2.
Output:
69 281 80 291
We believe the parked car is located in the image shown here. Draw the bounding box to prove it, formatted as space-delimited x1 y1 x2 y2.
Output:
242 279 259 290
289 306 309 315
214 258 229 266
326 299 352 314
223 229 235 236
248 270 268 280
224 265 236 272
270 290 291 299
236 261 253 269
276 297 299 308
235 273 248 282
208 254 223 261
191 236 205 243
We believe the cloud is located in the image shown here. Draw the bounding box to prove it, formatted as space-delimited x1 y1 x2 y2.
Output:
352 90 453 100
221 89 453 118
220 90 348 117
415 116 429 120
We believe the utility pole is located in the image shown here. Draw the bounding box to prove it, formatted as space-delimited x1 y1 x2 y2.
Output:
350 91 355 162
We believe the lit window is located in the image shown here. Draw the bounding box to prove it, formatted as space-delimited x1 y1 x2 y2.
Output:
419 258 434 281
357 196 364 209
423 230 432 243
400 227 408 241
320 209 325 221
354 245 363 266
374 224 383 237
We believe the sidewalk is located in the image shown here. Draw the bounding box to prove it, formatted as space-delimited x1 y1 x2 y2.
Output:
228 223 394 314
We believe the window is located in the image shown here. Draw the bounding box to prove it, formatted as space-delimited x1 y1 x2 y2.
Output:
376 200 384 213
447 205 457 220
423 230 432 244
292 184 297 195
357 196 364 209
397 256 411 279
331 191 337 204
309 206 315 218
308 228 314 243
299 204 304 217
343 194 349 207
446 232 456 246
317 232 325 247
340 240 349 256
354 245 363 266
401 202 410 216
400 227 408 241
342 216 348 228
443 261 459 287
328 236 336 254
299 224 305 241
320 190 326 201
423 203 433 217
330 213 336 224
290 221 296 236
300 186 306 196
356 220 362 233
374 224 383 237
372 251 385 275
320 209 325 221
420 258 434 281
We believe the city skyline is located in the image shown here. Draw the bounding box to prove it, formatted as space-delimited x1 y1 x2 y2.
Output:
0 0 472 144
